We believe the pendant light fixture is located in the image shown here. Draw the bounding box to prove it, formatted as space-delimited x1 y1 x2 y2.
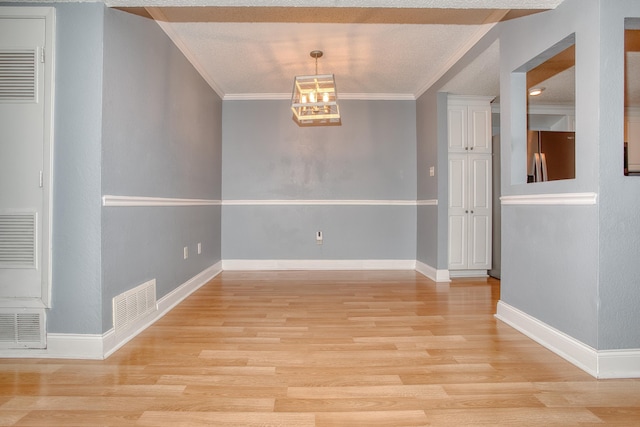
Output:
291 50 341 126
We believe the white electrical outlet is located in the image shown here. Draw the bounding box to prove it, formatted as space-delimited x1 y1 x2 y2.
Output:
429 166 435 177
183 246 188 259
316 231 323 245
197 243 202 254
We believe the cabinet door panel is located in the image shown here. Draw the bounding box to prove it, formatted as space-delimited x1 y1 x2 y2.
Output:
469 213 491 269
448 214 467 269
448 155 467 210
468 154 492 270
468 105 491 153
469 155 491 211
448 105 467 152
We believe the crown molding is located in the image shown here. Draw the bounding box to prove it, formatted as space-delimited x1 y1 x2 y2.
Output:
223 93 416 101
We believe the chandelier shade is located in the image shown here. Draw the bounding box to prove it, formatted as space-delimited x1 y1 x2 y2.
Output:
290 51 341 126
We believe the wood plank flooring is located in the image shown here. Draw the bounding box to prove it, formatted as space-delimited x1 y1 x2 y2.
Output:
1 270 639 426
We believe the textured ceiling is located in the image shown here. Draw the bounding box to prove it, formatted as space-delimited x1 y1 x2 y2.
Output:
106 0 567 99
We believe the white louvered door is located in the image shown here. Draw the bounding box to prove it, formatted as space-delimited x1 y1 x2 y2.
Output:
0 10 49 302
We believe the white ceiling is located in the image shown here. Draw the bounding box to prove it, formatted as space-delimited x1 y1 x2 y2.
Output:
102 0 565 100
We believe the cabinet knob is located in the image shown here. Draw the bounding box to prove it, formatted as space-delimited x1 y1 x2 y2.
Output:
465 147 469 150
465 210 469 213
471 210 474 214
470 147 474 150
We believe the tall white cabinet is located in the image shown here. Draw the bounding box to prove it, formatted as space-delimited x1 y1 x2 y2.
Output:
447 96 493 276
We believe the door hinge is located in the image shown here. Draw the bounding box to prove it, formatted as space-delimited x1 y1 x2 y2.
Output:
40 47 45 63
39 171 43 188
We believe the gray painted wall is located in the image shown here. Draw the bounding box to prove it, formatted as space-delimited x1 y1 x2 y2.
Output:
101 8 222 332
223 205 415 260
17 2 222 335
415 91 444 268
435 93 450 270
222 99 416 260
48 3 104 334
101 8 222 200
499 0 600 348
489 133 501 279
501 205 599 345
499 0 640 350
597 0 640 349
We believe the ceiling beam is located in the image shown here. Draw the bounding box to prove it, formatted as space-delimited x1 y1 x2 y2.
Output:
106 0 564 9
126 6 547 24
526 44 574 89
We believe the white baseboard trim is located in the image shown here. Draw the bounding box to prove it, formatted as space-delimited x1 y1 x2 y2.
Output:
598 349 640 379
496 301 640 379
449 269 489 278
156 261 222 315
103 261 223 359
496 301 598 376
0 333 106 360
222 259 416 271
415 261 450 282
0 332 106 360
0 262 222 360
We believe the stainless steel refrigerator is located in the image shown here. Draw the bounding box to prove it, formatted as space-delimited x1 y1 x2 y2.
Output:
527 131 575 182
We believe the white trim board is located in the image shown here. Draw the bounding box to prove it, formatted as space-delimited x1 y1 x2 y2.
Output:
0 331 102 360
501 192 597 205
222 259 416 271
416 199 438 206
102 196 419 207
102 195 221 207
496 301 640 379
449 269 488 278
415 261 450 283
223 199 417 206
0 262 222 360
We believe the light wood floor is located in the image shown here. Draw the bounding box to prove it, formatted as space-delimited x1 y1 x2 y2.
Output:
1 271 639 426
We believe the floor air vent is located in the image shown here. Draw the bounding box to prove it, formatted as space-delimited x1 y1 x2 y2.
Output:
113 279 156 335
0 308 46 349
